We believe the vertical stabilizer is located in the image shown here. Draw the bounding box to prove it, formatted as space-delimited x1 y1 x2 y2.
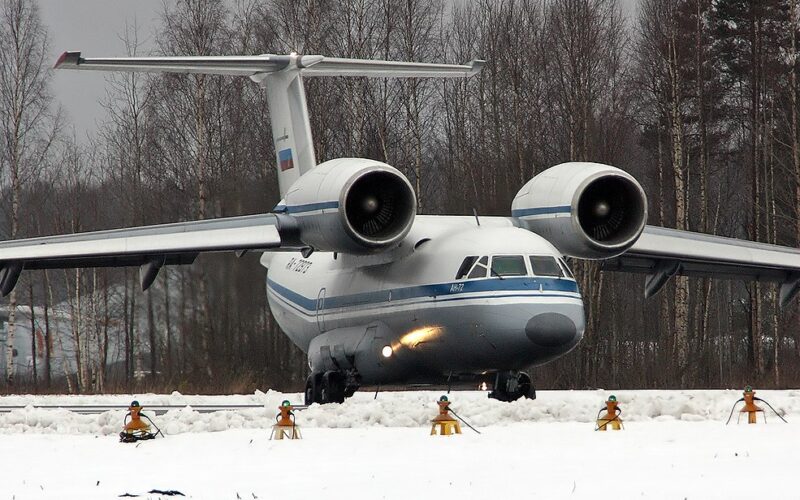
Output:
255 56 317 197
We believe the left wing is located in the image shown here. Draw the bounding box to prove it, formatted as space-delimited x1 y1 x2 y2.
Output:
0 214 300 295
602 225 800 306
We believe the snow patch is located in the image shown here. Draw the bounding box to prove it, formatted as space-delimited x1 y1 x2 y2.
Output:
0 389 796 436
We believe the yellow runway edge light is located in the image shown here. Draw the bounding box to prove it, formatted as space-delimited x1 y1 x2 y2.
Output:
430 395 462 436
596 395 623 431
271 400 302 440
120 400 160 442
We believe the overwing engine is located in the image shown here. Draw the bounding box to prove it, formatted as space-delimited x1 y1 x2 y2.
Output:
279 158 417 254
512 162 647 259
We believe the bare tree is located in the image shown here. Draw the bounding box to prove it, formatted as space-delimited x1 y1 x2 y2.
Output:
0 0 58 385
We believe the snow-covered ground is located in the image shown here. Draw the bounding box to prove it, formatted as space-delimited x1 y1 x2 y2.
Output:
1 389 798 499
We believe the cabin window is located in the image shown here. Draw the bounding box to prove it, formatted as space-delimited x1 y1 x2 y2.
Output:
529 256 563 277
558 258 575 279
490 255 527 277
467 256 489 279
455 256 479 279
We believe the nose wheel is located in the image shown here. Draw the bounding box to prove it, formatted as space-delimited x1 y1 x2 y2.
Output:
488 371 535 402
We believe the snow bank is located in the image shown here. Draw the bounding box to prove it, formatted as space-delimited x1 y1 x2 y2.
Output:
1 388 798 435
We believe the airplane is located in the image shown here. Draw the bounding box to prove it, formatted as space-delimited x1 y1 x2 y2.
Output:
0 50 798 404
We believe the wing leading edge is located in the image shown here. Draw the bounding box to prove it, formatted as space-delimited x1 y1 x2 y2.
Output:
0 214 300 295
603 225 800 306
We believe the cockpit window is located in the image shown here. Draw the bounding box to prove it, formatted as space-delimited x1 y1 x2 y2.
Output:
491 256 527 277
559 258 575 279
456 256 478 279
529 256 563 277
467 256 489 279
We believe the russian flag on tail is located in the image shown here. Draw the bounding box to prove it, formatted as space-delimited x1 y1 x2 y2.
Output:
279 148 294 171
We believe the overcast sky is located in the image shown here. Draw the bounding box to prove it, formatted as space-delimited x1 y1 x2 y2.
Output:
39 0 638 140
40 0 161 139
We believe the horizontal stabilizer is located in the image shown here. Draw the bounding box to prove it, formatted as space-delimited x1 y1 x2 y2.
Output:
54 51 484 79
298 57 484 78
55 51 292 76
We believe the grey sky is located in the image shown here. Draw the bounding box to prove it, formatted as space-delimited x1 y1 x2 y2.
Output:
40 0 161 139
40 0 639 140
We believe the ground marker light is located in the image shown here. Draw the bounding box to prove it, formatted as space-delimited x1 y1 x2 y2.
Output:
270 400 302 440
595 395 624 431
725 386 788 425
430 395 462 436
120 400 163 443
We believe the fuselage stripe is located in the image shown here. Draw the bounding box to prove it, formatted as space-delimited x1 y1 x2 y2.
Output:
285 201 339 214
511 205 571 217
268 286 581 318
267 276 580 313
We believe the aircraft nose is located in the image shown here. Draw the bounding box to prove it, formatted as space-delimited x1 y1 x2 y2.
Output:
525 312 579 348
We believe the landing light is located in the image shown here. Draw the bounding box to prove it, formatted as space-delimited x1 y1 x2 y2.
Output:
381 345 393 358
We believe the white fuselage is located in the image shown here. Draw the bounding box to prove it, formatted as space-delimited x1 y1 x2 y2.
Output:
262 215 585 384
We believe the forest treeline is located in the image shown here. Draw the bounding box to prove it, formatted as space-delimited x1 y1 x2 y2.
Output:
1 0 799 394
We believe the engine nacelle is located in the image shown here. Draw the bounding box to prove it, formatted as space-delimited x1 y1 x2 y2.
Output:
281 158 417 254
512 162 647 259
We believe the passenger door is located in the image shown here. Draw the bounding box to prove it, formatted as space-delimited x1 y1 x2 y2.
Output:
316 288 326 333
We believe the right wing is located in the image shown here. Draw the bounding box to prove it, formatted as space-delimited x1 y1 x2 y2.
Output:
0 214 301 295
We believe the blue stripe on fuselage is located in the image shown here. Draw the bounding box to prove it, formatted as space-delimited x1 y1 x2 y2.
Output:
285 201 339 214
511 205 571 217
267 277 580 312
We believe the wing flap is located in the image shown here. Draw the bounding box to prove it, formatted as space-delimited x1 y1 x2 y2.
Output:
21 252 198 270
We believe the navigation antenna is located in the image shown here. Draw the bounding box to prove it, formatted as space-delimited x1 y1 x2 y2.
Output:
472 208 481 226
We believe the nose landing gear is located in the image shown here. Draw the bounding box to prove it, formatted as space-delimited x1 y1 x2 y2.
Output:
488 371 535 402
304 370 359 405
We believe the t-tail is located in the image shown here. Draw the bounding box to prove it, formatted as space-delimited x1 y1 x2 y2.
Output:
55 51 484 198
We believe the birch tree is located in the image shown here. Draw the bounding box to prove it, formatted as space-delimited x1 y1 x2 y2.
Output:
0 0 57 385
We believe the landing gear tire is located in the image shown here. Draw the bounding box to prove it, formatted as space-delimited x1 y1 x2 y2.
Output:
488 371 536 402
320 371 346 404
305 373 323 405
305 371 357 404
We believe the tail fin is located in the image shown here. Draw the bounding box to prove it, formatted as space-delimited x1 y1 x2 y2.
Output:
56 51 484 197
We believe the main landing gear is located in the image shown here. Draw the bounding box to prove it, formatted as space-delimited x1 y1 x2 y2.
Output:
305 370 359 405
488 371 536 402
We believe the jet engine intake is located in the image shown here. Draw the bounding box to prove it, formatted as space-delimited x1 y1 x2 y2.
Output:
512 162 647 259
282 158 416 254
